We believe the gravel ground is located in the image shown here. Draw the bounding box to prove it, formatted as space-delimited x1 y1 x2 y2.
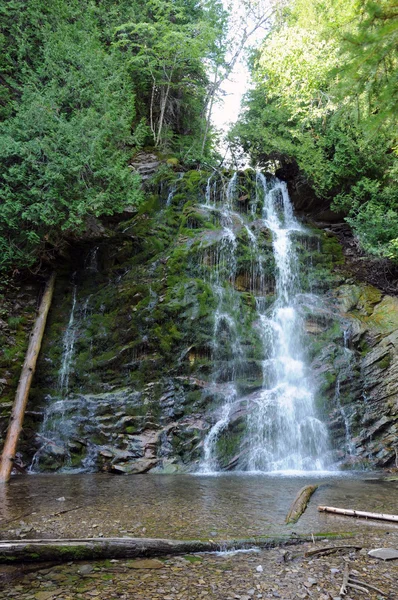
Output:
1 531 397 599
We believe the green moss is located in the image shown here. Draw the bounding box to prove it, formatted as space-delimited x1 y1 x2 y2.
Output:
376 354 391 370
183 555 203 563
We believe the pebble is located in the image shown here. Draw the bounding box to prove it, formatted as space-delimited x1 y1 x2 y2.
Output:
78 565 94 575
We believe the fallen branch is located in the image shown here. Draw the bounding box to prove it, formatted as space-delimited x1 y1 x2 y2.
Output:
340 562 349 596
48 506 83 519
349 576 386 596
285 484 319 525
305 545 362 557
347 582 369 594
0 534 347 563
318 506 398 523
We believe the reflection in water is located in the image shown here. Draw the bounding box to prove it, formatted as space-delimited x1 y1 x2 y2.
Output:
1 474 397 540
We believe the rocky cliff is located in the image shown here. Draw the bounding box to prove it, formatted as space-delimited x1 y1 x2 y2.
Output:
0 168 397 473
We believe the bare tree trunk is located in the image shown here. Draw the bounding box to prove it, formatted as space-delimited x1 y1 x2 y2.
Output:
201 68 219 153
150 74 157 143
0 273 56 484
156 80 171 147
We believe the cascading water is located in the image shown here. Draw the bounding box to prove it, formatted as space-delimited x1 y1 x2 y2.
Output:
199 173 243 472
166 173 183 207
247 175 328 472
30 169 334 475
30 273 96 472
199 171 329 473
58 284 78 394
334 330 356 458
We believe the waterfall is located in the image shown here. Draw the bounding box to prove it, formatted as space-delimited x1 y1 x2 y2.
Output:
58 284 78 395
166 173 183 207
199 172 329 473
31 169 332 475
30 276 95 473
247 175 328 472
334 330 356 458
199 173 243 472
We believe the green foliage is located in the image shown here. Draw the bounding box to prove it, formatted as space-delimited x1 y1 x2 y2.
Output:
0 1 144 273
113 0 226 159
232 0 398 260
0 0 227 275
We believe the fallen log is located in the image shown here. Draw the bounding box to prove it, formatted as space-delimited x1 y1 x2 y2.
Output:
285 484 319 524
0 534 348 563
318 506 398 523
0 273 56 484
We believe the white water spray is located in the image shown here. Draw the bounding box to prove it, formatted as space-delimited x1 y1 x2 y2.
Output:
247 175 329 472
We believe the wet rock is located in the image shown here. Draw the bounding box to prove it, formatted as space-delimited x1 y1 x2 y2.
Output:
78 564 94 575
368 548 398 561
110 458 158 474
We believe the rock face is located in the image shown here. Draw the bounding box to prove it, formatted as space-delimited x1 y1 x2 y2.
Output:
1 169 397 473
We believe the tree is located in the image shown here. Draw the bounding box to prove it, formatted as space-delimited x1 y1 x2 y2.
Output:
231 0 398 259
0 1 143 274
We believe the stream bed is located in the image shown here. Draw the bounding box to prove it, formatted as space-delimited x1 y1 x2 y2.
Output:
1 473 397 540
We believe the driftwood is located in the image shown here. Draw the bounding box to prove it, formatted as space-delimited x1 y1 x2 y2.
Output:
305 545 362 557
318 505 398 523
348 577 386 596
0 534 345 563
285 484 319 524
340 562 349 596
0 273 56 484
339 564 387 597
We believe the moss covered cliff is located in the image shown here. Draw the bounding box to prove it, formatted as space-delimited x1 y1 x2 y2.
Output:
1 167 397 473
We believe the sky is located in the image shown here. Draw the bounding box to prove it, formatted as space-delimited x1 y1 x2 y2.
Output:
212 58 250 131
210 0 273 159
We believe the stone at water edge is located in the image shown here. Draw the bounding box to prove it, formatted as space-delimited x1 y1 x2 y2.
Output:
368 548 398 560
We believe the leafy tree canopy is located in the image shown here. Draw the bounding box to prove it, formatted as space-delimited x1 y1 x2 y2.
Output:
231 0 398 260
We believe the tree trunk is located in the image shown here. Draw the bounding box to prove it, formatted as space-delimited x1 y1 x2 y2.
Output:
0 273 56 484
318 506 398 522
201 68 218 153
155 80 171 147
285 484 319 524
0 534 334 563
150 74 157 143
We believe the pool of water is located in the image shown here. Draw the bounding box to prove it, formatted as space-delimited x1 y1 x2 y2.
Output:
0 472 397 540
